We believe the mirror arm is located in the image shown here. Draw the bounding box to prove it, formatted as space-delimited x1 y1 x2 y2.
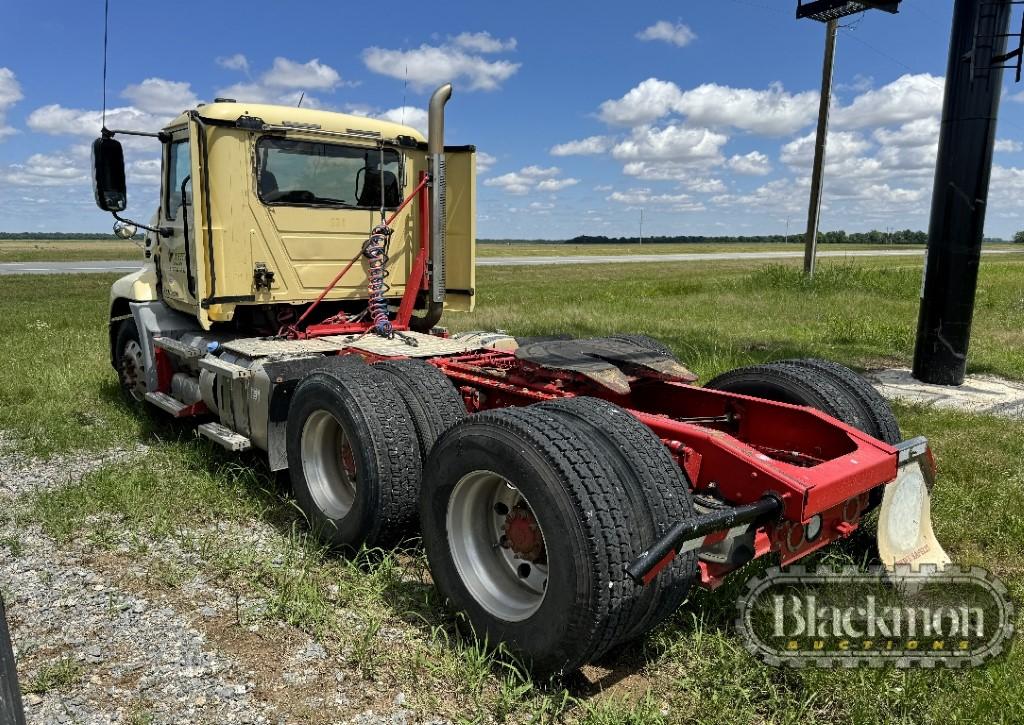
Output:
112 212 172 238
102 127 171 142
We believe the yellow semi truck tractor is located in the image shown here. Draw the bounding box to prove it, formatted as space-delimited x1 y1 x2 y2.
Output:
92 83 949 677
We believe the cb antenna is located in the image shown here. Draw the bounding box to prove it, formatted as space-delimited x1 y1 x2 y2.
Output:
101 0 110 129
296 91 305 108
401 63 408 125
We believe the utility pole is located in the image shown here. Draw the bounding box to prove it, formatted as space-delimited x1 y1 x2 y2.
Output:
795 1 901 275
912 0 1013 385
639 208 644 245
803 18 838 277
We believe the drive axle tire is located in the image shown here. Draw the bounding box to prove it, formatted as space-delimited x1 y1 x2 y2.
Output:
420 407 644 678
372 359 467 460
705 362 871 433
537 397 697 643
287 365 420 549
778 358 901 444
114 320 147 403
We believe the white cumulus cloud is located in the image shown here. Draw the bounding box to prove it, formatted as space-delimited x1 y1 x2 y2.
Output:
27 104 165 138
121 78 198 115
636 21 696 47
550 135 612 156
607 187 704 212
483 165 573 195
675 82 818 136
375 106 429 135
476 151 497 173
832 73 944 129
1 151 87 186
451 32 517 53
215 57 345 107
262 57 342 90
727 151 772 176
216 54 250 73
599 78 683 126
611 124 727 163
872 117 940 147
781 130 872 166
363 39 520 92
483 171 533 195
0 67 24 140
598 78 817 135
537 177 579 191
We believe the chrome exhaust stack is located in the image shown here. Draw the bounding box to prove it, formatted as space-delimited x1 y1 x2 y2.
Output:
427 83 452 305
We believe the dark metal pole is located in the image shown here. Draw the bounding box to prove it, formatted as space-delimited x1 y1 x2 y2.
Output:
804 19 839 277
912 0 1012 385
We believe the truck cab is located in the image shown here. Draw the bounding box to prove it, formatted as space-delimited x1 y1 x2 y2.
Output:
102 87 475 338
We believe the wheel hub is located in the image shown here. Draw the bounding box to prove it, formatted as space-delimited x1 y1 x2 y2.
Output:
300 410 358 520
446 471 550 621
121 339 146 400
502 506 544 562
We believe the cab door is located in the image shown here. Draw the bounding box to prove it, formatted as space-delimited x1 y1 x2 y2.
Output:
159 128 199 309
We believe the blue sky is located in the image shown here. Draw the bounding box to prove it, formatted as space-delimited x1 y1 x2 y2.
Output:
2 0 1023 238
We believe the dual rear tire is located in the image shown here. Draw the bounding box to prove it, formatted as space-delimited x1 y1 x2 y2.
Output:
705 358 901 512
285 357 465 549
420 399 697 677
705 358 901 445
285 351 892 677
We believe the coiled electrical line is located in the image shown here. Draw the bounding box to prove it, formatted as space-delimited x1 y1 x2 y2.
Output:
363 223 394 337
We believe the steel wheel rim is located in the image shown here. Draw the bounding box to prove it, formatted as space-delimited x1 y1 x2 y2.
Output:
300 410 357 520
121 339 146 401
446 470 549 622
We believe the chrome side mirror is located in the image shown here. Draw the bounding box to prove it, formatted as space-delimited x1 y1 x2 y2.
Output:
113 220 138 239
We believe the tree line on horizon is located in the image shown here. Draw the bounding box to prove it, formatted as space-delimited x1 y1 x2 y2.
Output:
0 232 131 240
2 229 1018 243
484 229 1016 244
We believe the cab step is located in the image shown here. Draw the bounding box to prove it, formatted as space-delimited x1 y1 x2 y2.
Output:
199 356 252 379
197 422 252 452
145 391 189 416
153 336 203 360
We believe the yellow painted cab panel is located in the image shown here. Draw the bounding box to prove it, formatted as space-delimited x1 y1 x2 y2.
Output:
443 148 476 312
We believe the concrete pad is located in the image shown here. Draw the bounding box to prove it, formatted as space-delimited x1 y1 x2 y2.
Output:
868 367 1024 419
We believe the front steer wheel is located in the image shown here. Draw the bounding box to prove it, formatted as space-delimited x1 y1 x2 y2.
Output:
287 365 421 550
420 406 645 678
114 319 147 403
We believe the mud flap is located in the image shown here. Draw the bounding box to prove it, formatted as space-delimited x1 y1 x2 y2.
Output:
877 438 951 574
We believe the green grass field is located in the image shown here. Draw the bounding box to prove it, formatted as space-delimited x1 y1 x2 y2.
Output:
476 242 1024 258
475 241 927 257
0 239 142 263
1 257 1023 723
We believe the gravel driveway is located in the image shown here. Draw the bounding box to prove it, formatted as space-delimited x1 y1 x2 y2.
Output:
0 436 435 724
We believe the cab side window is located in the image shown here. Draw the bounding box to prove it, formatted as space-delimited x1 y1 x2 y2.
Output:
165 140 191 221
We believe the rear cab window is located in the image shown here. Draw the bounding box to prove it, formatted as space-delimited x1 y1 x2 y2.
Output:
256 137 403 210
